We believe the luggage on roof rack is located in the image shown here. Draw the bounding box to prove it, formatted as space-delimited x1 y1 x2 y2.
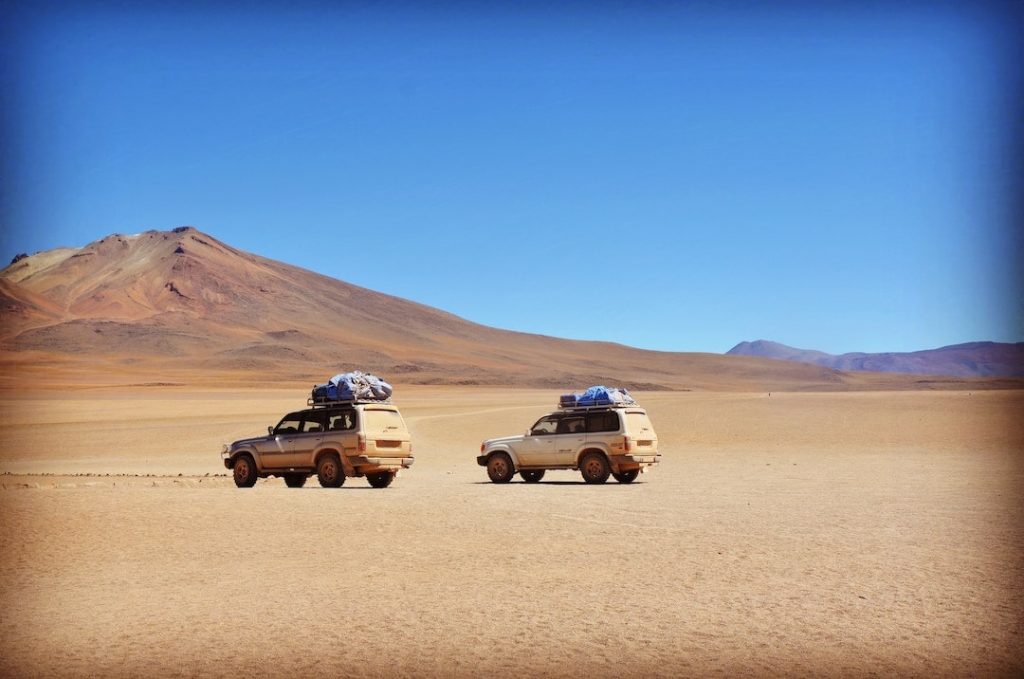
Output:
310 370 393 405
559 385 637 409
307 395 393 407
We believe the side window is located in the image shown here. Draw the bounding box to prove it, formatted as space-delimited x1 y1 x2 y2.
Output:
530 416 560 436
327 411 355 431
274 413 304 434
301 410 326 433
586 411 620 433
556 416 586 434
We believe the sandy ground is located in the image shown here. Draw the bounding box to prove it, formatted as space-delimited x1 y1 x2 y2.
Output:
1 387 1022 677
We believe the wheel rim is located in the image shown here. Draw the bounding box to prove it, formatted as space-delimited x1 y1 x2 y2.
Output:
235 461 248 478
323 461 336 480
585 459 602 477
493 460 507 477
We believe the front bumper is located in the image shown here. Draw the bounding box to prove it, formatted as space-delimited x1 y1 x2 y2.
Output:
476 454 488 466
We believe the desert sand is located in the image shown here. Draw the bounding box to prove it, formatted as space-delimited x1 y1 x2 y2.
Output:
1 386 1022 677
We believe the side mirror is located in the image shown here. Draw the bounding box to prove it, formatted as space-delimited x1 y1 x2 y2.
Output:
268 426 274 435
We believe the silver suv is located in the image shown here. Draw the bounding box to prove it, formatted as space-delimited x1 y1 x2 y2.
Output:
222 402 413 488
477 405 660 484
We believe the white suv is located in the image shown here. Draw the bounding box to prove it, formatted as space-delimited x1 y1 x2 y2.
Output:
477 405 660 484
222 402 413 488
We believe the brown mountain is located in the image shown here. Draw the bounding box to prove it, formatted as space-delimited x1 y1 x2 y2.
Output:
0 227 999 390
727 339 1024 378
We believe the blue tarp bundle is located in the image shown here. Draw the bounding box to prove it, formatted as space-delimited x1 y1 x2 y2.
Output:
560 385 637 408
312 371 393 402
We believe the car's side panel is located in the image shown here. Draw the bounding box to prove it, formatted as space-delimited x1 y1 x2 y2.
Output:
251 436 291 470
514 436 553 466
281 432 322 468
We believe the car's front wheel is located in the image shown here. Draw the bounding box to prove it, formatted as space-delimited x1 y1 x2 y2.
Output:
232 454 257 488
367 472 394 488
284 474 308 488
487 453 515 483
316 454 345 488
579 452 610 484
520 469 545 483
612 469 639 484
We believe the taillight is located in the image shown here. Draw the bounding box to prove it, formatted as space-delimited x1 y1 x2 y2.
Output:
358 435 366 453
624 436 631 452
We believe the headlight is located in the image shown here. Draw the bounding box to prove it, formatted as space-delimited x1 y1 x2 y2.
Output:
221 444 231 457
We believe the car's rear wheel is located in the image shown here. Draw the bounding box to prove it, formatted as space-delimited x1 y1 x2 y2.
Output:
232 455 257 488
579 452 610 484
612 469 639 484
367 472 394 488
520 469 545 483
316 454 345 488
487 453 514 483
284 474 308 488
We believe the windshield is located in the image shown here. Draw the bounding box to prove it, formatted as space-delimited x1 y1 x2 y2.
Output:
362 408 407 435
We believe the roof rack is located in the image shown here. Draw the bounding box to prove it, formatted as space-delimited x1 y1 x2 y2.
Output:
557 402 637 411
307 397 393 408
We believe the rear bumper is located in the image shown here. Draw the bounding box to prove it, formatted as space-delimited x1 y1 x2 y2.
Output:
612 453 661 468
349 455 414 470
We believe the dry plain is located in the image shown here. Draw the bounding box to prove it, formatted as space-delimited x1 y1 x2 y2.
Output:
1 386 1022 677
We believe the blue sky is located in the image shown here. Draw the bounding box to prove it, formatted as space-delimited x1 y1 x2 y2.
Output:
2 1 1021 354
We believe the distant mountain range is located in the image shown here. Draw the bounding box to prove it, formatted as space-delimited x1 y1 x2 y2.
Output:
0 227 880 391
1 227 1018 390
726 339 1024 378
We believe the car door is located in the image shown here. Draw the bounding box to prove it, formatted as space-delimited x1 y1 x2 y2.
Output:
552 415 586 466
517 414 560 466
258 411 304 469
288 410 326 468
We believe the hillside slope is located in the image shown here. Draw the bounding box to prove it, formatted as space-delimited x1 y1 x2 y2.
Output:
0 228 996 390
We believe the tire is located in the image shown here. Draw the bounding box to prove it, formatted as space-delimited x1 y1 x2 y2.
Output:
486 453 514 483
284 474 308 488
367 472 394 489
232 455 257 488
612 469 639 484
316 454 345 488
579 452 611 484
519 469 545 483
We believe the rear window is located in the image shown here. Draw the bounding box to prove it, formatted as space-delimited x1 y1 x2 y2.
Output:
586 411 620 433
362 408 408 435
326 410 356 431
624 411 654 436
